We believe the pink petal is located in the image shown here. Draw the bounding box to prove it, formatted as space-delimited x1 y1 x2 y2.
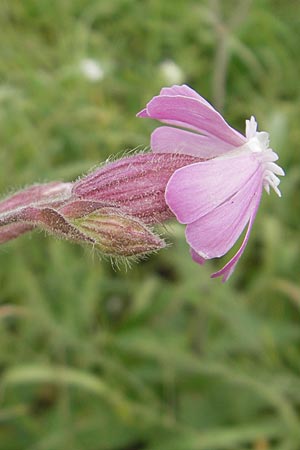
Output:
159 85 214 109
137 108 149 118
137 85 204 118
211 185 262 282
165 154 260 224
138 85 219 117
139 94 245 147
151 126 234 158
186 170 262 259
190 248 206 265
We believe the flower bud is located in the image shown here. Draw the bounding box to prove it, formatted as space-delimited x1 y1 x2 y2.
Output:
0 205 92 243
66 203 165 257
0 223 34 244
0 199 165 258
0 182 73 243
0 182 72 214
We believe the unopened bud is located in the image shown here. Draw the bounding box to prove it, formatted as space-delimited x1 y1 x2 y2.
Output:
0 182 73 243
0 182 72 214
0 205 92 244
0 198 165 258
0 223 34 244
69 205 165 257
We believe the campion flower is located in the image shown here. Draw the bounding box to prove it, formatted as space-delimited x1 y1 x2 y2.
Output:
138 84 285 281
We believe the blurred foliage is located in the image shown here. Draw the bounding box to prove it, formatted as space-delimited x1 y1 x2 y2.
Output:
1 0 300 449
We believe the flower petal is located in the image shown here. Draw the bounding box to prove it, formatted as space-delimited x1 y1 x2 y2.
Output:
151 126 234 158
159 84 215 109
137 84 213 118
185 169 262 259
190 248 206 265
211 184 262 282
165 154 260 224
138 93 245 147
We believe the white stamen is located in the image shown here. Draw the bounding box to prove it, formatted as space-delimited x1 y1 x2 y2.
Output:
245 117 284 197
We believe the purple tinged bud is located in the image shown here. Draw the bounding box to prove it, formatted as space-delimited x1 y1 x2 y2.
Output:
0 182 72 214
0 223 35 244
0 182 73 243
67 204 165 257
0 196 165 257
21 206 93 243
59 199 165 257
73 153 199 224
0 205 92 243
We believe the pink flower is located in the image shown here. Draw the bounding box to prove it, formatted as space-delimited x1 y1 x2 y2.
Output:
138 85 285 281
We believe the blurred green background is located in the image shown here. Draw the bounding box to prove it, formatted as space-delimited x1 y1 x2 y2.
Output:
0 1 300 449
